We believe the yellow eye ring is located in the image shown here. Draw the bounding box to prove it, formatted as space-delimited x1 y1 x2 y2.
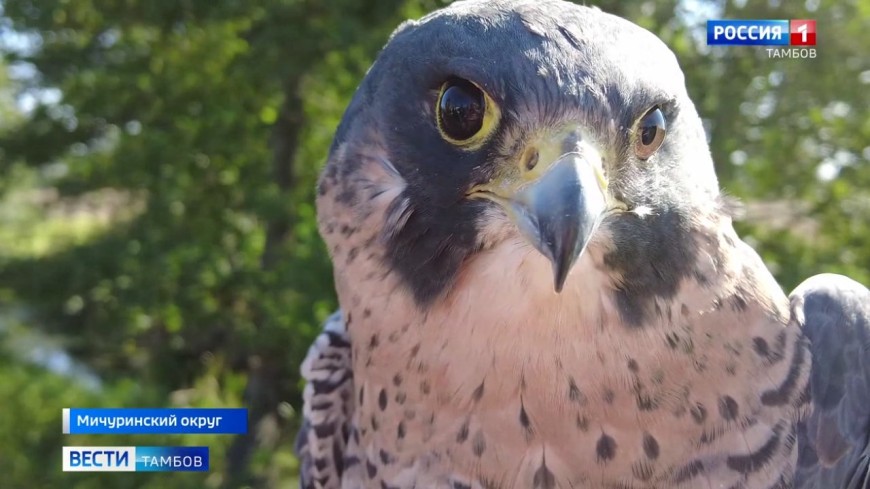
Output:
436 77 500 150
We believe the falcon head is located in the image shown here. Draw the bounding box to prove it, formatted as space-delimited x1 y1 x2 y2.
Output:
318 0 723 320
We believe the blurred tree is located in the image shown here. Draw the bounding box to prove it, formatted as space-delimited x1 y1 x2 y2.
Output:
0 60 17 127
696 0 870 290
0 0 430 486
0 0 867 488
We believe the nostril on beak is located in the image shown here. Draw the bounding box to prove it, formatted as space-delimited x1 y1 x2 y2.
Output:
561 131 581 154
523 148 539 172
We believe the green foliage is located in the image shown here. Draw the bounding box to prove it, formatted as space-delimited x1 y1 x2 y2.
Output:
0 0 867 488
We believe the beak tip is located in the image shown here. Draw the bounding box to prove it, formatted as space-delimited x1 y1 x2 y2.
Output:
510 151 606 295
552 265 569 293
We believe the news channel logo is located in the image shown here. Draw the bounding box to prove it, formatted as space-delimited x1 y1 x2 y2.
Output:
62 446 209 472
707 19 816 59
60 408 247 473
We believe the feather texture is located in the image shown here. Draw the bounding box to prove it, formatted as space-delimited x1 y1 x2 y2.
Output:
792 274 870 489
296 311 356 489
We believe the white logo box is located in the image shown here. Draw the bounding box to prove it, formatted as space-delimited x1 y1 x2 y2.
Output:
62 447 136 472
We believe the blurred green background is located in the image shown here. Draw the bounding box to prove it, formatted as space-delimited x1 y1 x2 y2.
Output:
0 0 867 487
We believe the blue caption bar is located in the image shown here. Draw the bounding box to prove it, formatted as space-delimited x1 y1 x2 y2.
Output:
136 446 209 472
63 408 248 434
63 446 209 472
707 20 789 46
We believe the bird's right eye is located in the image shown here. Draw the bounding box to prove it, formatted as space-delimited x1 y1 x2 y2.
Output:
436 77 499 149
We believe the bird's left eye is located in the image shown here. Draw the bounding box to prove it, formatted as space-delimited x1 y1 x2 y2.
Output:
436 77 500 149
635 107 666 160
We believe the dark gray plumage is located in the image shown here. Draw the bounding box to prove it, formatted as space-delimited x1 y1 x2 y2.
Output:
295 1 870 488
792 274 870 488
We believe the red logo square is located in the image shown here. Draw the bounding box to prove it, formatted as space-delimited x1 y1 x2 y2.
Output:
790 20 816 46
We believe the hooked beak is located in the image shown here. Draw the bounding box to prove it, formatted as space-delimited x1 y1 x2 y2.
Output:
469 133 608 292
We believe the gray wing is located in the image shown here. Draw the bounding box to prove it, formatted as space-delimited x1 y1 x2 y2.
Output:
792 274 870 489
295 310 357 489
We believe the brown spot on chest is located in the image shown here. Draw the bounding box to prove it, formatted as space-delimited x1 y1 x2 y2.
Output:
718 395 739 420
642 432 660 459
596 432 617 463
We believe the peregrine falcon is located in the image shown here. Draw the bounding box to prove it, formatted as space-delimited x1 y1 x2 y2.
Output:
296 1 870 488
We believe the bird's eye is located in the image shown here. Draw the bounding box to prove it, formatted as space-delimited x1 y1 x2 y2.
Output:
436 77 499 148
634 107 666 160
